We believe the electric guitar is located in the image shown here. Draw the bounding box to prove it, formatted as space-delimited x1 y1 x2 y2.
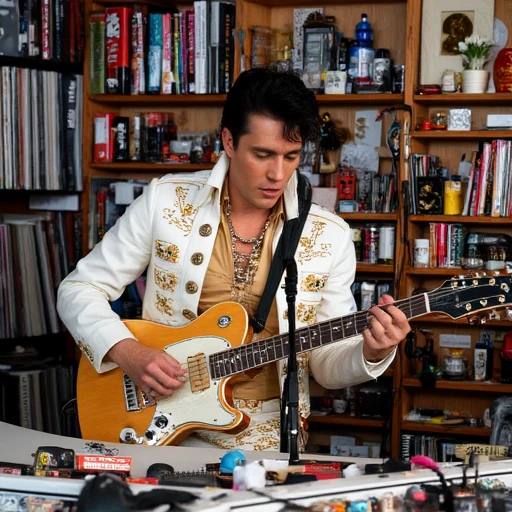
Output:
77 274 512 446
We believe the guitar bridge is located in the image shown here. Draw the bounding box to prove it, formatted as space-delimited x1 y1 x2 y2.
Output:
187 353 210 392
123 373 141 411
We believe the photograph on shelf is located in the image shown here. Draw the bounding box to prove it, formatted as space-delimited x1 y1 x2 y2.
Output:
420 0 494 85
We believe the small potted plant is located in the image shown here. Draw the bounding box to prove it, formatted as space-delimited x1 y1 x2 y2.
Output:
458 34 495 93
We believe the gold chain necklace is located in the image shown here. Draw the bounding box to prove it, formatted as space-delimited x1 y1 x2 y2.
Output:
226 203 260 244
227 201 271 302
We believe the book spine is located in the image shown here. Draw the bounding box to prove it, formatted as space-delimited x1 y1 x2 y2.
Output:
210 0 220 94
105 7 133 94
41 0 51 59
28 0 41 57
89 11 106 94
19 0 29 56
436 222 448 267
194 1 207 94
180 11 187 94
173 12 182 95
64 75 77 190
186 10 195 94
93 113 115 162
161 13 173 94
224 2 235 93
131 7 146 95
428 222 436 267
147 13 163 94
54 0 63 60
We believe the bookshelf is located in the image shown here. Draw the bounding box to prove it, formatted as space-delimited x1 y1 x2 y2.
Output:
0 1 85 438
397 0 512 460
74 0 512 458
77 0 408 455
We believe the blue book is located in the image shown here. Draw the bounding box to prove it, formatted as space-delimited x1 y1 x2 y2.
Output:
148 13 163 93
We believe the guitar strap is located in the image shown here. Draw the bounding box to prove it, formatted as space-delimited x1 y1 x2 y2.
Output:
251 170 312 334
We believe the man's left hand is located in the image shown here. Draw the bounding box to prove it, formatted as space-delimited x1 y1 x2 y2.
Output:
362 294 411 362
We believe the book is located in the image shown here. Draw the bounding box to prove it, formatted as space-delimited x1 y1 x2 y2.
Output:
185 9 195 93
93 113 115 162
161 13 173 94
105 7 133 94
89 11 106 94
147 13 163 94
131 6 146 95
194 0 208 94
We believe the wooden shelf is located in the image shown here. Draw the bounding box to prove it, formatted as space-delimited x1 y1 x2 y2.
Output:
410 215 512 225
414 93 512 105
308 414 386 427
90 94 227 105
406 267 465 276
90 93 405 106
0 55 82 74
412 130 512 140
401 421 491 437
90 163 214 172
316 93 404 105
338 213 397 222
403 378 512 393
356 263 394 274
246 0 406 5
93 0 178 6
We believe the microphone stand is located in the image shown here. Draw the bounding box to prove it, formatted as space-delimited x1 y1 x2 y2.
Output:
279 259 300 465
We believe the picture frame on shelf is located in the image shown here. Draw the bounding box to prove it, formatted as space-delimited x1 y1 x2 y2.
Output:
420 0 494 86
302 25 335 91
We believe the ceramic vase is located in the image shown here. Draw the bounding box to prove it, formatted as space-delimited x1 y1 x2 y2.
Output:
494 48 512 92
462 69 490 94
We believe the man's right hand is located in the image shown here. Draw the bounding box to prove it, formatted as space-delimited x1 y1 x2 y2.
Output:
107 338 187 397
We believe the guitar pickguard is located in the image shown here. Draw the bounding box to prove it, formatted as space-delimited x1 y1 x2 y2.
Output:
131 336 237 445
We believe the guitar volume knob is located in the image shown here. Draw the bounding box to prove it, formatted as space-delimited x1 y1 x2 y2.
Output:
155 416 168 428
120 428 138 444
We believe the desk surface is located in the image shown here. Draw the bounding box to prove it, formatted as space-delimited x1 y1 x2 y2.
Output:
0 421 375 477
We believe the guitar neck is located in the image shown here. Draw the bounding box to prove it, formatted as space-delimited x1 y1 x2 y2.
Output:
209 293 431 379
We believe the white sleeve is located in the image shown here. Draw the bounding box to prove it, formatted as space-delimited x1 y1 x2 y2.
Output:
308 220 395 389
57 181 156 372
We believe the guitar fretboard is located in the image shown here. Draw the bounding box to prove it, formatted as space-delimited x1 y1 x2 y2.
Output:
209 294 431 379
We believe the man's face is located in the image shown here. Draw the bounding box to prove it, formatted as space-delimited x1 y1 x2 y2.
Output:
222 114 303 212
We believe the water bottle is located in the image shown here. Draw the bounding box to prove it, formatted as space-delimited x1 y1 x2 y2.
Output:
349 13 375 84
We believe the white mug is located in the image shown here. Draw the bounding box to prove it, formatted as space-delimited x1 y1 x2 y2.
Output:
333 398 347 414
413 239 430 268
324 71 347 94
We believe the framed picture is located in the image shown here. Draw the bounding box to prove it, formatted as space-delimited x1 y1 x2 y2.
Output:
302 26 334 90
420 0 494 86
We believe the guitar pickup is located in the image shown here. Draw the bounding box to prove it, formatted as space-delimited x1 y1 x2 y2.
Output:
187 353 210 392
123 373 141 412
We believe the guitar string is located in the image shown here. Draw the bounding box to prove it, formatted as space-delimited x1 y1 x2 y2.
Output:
192 285 507 375
173 281 508 374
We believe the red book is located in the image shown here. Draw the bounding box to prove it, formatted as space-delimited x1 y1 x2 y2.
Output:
105 7 133 94
436 222 448 267
94 113 115 162
41 0 52 59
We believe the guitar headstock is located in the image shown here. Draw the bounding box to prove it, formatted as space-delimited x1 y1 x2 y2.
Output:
430 271 512 320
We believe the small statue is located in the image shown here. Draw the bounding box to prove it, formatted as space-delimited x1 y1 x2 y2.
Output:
319 112 351 170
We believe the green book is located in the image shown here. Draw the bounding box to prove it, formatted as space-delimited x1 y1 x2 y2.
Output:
89 11 106 94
